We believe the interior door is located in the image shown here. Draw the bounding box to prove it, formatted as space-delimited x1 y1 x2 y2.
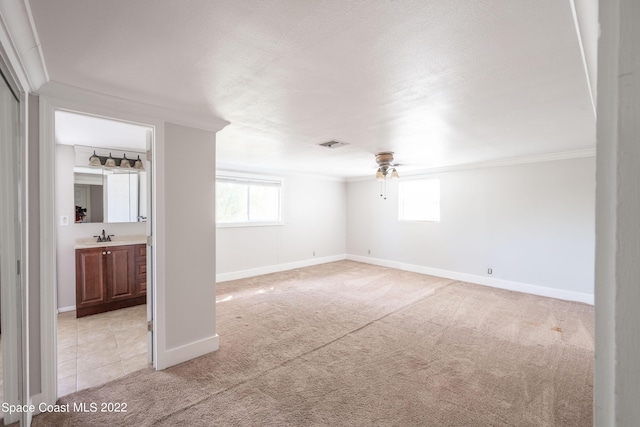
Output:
0 62 23 425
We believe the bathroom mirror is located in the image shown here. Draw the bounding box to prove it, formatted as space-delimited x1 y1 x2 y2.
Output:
74 166 147 223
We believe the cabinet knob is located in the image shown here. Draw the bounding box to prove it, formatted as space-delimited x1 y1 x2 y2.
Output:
107 251 111 254
102 252 106 255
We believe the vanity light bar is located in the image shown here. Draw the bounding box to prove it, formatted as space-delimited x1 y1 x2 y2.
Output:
89 151 144 170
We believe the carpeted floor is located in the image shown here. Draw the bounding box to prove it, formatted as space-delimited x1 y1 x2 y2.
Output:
33 261 594 426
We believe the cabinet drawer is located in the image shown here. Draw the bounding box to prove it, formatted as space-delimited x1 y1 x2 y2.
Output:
135 244 146 261
136 262 147 279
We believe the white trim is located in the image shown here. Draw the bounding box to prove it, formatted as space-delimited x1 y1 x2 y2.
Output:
0 1 48 91
344 255 398 269
40 87 191 404
0 52 23 427
39 95 58 405
217 222 284 228
40 96 160 397
39 81 229 133
151 124 164 371
217 169 284 182
162 334 219 369
21 86 31 427
0 19 40 424
346 254 594 305
347 148 597 182
57 305 75 313
216 163 347 183
216 254 347 283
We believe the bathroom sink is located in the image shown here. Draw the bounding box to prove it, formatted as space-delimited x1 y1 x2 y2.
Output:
74 235 146 249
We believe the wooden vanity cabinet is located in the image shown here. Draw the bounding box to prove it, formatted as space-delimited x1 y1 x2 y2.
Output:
76 243 147 317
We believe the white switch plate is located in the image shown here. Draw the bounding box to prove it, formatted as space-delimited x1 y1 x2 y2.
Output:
60 215 69 226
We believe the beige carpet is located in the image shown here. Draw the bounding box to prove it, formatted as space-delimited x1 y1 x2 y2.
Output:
33 261 593 426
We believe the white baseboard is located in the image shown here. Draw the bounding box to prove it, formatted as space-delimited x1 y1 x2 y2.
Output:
161 334 219 369
346 254 594 305
57 305 76 313
216 254 347 283
29 392 46 416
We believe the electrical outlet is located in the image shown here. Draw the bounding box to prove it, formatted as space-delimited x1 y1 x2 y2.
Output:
368 249 371 255
313 251 316 256
60 215 69 226
487 268 493 275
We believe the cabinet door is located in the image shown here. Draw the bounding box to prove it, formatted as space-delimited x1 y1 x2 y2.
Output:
106 245 135 301
135 244 147 295
76 247 107 307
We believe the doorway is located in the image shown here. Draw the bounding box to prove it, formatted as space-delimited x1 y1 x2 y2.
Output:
53 110 155 396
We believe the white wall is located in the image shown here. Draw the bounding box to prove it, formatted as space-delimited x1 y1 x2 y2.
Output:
595 0 640 423
55 144 146 310
163 122 217 357
216 172 346 280
347 157 595 301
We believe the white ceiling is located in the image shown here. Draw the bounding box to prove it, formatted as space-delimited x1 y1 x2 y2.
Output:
30 0 595 178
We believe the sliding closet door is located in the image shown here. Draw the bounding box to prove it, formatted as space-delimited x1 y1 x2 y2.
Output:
0 63 24 425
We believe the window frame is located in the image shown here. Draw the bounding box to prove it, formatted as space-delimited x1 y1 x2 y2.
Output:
398 177 441 223
216 171 284 228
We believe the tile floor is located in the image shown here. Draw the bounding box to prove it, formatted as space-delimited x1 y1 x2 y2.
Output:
57 304 150 397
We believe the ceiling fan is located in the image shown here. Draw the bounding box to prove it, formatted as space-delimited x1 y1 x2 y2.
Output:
374 151 399 181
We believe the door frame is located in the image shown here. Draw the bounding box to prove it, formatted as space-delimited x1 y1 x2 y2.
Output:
38 94 162 408
0 52 27 426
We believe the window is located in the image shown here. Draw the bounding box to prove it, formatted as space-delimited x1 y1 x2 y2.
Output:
398 178 440 222
216 174 283 226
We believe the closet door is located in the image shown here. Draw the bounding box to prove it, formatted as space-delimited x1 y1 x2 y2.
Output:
0 62 23 425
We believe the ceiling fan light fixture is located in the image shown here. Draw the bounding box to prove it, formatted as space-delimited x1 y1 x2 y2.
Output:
375 151 394 165
374 151 399 182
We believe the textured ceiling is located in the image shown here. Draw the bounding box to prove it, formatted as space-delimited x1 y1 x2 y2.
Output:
30 0 595 178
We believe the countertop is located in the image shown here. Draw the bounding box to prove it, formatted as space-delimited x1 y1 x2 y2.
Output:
75 234 147 249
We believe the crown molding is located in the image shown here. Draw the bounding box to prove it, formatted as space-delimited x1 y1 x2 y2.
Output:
39 80 230 133
0 0 48 91
216 162 347 182
346 148 596 182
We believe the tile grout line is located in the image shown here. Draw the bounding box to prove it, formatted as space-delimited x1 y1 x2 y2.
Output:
58 306 148 397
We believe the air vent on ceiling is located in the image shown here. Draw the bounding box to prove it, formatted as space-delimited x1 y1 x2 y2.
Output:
318 140 348 149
